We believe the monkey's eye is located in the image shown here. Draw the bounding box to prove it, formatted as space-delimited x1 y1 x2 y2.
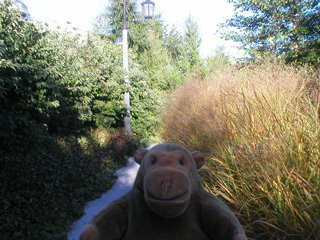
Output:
151 158 157 165
179 159 184 166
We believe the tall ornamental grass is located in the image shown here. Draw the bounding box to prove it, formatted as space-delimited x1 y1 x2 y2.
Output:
161 63 320 239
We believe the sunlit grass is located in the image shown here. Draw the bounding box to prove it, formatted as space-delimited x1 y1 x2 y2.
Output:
161 62 320 239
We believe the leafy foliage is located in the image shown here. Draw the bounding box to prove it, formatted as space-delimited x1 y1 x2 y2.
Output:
0 2 80 154
179 15 203 73
92 0 189 139
134 20 184 91
93 0 141 46
0 129 136 240
220 0 320 64
1 1 162 146
43 30 125 130
203 46 231 75
0 3 141 239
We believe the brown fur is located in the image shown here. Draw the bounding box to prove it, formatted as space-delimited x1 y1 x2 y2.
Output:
80 143 247 240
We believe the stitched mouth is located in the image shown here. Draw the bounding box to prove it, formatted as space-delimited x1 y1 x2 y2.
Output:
147 189 189 201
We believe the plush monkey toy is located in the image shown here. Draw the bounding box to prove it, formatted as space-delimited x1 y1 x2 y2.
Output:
80 143 247 240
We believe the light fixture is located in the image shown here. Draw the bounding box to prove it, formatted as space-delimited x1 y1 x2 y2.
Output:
141 0 155 19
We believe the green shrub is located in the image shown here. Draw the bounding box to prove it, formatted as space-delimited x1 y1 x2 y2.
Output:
0 129 135 240
44 29 165 141
161 62 320 239
0 2 84 154
0 2 160 153
43 30 125 130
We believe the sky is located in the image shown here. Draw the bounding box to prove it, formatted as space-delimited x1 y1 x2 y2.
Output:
22 0 241 58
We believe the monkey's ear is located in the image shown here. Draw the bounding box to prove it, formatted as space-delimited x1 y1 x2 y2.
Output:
134 148 149 164
192 151 205 169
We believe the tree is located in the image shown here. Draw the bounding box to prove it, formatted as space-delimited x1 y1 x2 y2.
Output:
93 0 141 46
203 46 231 75
92 0 185 138
164 25 184 62
93 0 171 54
180 15 202 73
220 0 320 64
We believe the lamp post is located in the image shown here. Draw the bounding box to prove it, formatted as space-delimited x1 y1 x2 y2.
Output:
123 0 131 135
123 0 155 135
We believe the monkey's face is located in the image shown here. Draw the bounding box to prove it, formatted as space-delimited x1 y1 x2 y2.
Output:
142 150 193 218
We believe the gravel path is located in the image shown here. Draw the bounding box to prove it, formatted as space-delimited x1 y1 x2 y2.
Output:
67 157 139 240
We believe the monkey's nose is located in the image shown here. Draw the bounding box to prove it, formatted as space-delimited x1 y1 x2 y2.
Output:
161 180 173 195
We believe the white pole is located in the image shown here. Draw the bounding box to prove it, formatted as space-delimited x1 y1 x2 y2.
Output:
123 0 131 135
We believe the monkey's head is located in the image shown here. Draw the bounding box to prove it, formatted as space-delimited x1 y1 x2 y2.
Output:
134 143 205 219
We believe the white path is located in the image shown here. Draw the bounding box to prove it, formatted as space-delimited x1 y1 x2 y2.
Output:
67 157 140 240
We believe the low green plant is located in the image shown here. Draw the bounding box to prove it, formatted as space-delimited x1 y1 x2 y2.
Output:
0 128 136 240
161 62 320 239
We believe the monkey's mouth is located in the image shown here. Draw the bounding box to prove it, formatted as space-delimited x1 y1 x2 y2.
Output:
147 189 189 202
